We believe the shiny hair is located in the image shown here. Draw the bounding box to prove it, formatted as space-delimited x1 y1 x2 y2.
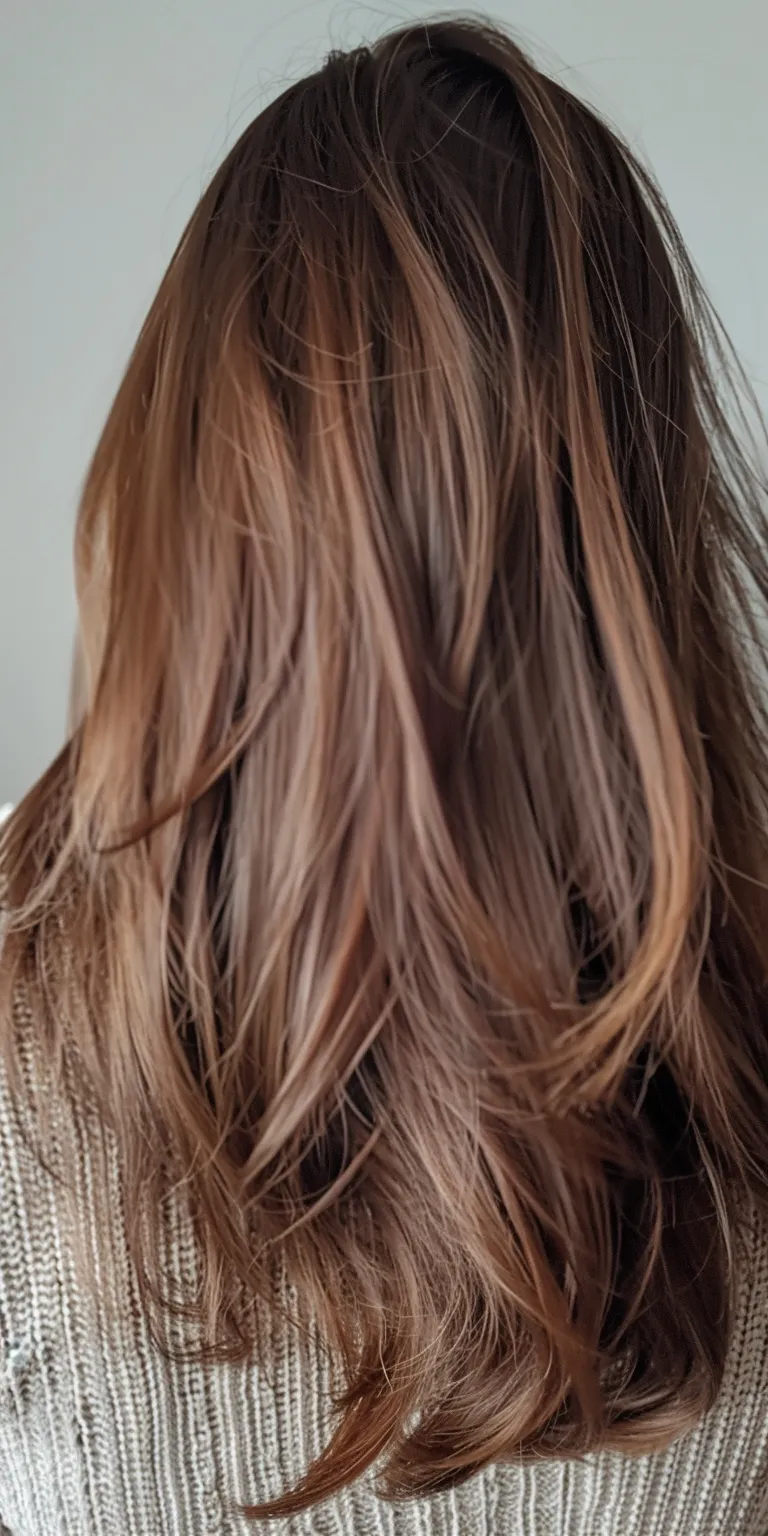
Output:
4 13 768 1520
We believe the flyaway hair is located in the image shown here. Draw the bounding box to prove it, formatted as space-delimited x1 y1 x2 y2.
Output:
4 14 768 1519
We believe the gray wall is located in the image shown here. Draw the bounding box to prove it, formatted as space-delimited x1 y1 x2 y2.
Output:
1 0 766 801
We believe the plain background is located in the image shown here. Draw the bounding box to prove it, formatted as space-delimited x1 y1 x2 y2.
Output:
1 0 767 801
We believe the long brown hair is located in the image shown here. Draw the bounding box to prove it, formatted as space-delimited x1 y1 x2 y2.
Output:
4 13 768 1519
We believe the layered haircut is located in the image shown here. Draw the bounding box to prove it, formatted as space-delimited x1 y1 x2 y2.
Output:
4 14 768 1520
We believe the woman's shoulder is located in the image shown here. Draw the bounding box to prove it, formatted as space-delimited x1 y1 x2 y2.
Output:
0 921 105 1219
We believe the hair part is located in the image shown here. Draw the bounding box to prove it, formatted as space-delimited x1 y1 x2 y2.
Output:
4 13 768 1518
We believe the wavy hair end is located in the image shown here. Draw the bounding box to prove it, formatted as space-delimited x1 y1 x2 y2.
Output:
4 14 768 1519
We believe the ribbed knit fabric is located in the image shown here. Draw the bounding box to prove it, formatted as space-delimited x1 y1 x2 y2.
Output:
1 989 768 1535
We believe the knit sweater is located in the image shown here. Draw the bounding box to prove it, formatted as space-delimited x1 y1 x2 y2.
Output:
1 990 768 1535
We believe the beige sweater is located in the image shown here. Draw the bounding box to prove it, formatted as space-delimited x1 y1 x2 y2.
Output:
1 992 768 1535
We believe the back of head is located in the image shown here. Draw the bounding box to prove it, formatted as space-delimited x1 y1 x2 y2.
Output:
4 14 768 1519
